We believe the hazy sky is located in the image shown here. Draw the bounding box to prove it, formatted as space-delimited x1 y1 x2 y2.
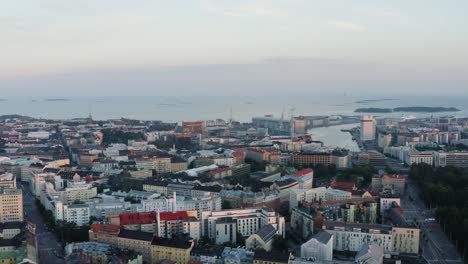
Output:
1 0 467 96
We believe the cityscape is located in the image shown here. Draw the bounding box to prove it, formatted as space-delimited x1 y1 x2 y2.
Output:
0 112 466 264
1 1 468 264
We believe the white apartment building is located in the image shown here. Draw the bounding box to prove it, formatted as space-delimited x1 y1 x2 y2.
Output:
404 151 433 166
289 187 352 210
201 208 285 244
0 188 23 223
380 198 401 215
434 152 468 168
360 115 376 141
300 231 333 262
323 221 419 254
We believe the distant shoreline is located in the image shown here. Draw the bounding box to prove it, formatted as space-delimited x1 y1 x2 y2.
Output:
355 106 461 113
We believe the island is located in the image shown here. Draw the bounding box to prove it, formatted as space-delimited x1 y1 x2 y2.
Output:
44 98 71 102
355 108 392 113
355 106 460 113
354 98 399 104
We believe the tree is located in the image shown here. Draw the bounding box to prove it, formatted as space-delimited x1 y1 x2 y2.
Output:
222 200 233 210
236 232 246 247
272 235 288 253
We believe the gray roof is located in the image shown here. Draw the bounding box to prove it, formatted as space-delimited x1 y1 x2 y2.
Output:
355 243 384 262
255 224 277 242
312 231 333 244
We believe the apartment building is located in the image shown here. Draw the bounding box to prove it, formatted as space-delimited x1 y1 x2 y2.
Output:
0 188 23 223
201 208 285 244
151 237 193 264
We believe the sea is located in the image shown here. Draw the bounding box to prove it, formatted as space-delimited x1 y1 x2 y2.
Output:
0 95 466 150
1 95 467 122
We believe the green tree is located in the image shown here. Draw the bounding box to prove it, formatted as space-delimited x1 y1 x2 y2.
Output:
272 235 288 253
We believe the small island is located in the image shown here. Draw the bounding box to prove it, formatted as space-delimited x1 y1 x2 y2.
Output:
355 106 461 113
44 98 71 102
354 98 399 104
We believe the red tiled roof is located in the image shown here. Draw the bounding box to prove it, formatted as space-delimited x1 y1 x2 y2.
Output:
90 224 120 233
293 168 314 177
120 212 156 225
210 167 231 175
159 211 189 221
330 180 356 191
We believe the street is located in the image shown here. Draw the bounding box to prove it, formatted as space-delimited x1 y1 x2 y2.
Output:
20 182 65 264
400 178 463 264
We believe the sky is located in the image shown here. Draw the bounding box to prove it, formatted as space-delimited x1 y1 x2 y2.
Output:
1 0 467 96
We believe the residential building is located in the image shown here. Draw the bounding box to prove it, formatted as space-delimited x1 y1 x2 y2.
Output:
289 187 352 210
0 173 16 188
117 230 154 263
371 175 406 195
0 188 23 223
201 208 285 244
245 224 277 252
322 221 419 254
151 237 193 264
434 152 468 168
253 250 290 264
361 115 376 141
355 243 384 264
222 247 254 264
300 231 333 261
156 211 201 241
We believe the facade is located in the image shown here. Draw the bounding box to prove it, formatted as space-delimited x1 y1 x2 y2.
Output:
289 187 352 210
323 221 420 254
245 224 277 252
300 231 333 261
379 198 400 215
292 152 331 167
404 151 433 166
355 243 384 264
434 152 468 168
116 230 154 263
201 208 285 244
156 211 201 241
371 175 406 195
136 157 171 174
222 247 254 264
151 237 193 264
62 204 91 226
377 133 392 149
0 188 23 223
215 217 237 244
360 115 376 141
253 251 290 264
0 173 16 188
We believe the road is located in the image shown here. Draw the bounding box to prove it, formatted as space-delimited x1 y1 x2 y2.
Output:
402 180 462 264
20 182 65 264
387 159 464 264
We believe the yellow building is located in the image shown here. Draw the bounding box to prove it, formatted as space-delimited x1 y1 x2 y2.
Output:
151 237 193 264
170 162 188 173
0 188 23 223
392 227 420 254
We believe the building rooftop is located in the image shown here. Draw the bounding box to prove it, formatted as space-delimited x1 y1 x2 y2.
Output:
118 230 154 242
119 212 156 225
0 187 21 195
254 224 277 242
253 250 290 263
151 237 192 249
312 231 333 244
159 211 190 222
